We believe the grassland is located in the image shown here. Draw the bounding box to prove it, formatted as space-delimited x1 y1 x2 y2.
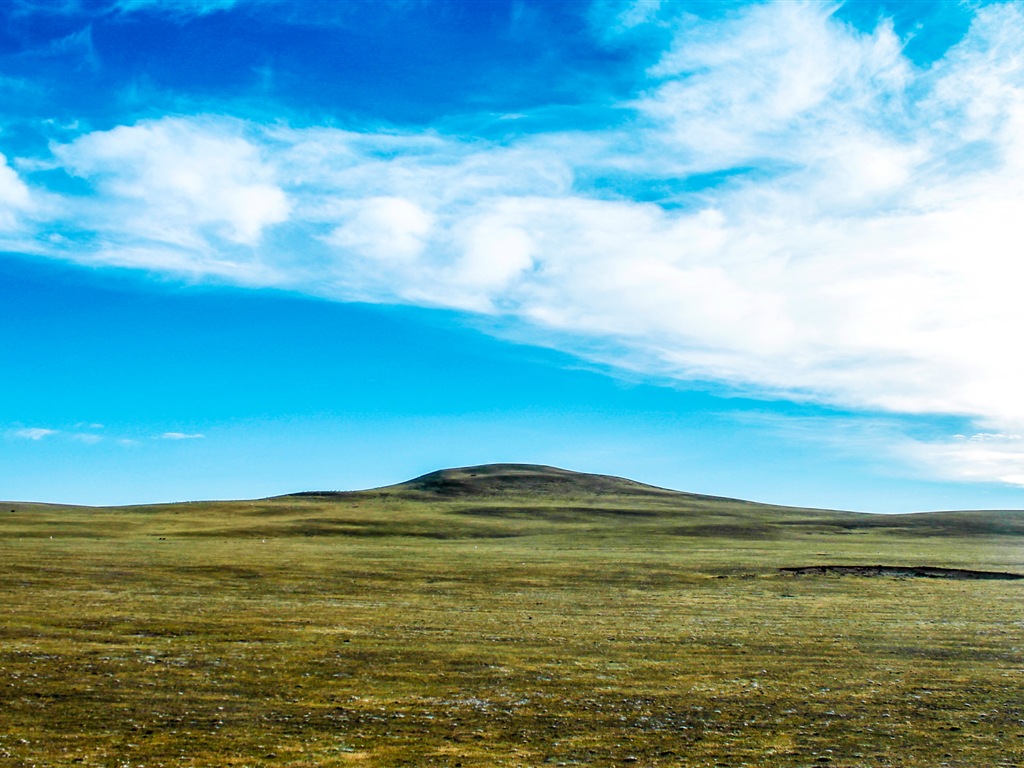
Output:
2 464 1023 767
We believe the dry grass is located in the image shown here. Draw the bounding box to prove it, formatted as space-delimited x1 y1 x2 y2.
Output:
2 466 1023 766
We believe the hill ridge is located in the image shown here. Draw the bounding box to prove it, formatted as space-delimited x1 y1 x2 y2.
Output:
288 462 770 504
396 463 681 497
286 463 854 514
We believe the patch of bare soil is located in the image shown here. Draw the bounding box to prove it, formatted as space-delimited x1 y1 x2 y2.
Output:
780 565 1024 580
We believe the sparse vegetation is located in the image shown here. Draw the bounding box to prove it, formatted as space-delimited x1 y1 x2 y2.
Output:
2 464 1023 766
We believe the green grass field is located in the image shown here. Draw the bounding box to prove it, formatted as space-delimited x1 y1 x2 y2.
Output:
2 464 1023 767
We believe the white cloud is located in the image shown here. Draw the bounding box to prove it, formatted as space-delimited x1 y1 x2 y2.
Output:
161 432 205 440
0 153 31 230
453 215 535 297
326 197 434 263
20 1 1024 487
51 117 290 280
635 1 910 175
13 428 57 440
901 433 1024 488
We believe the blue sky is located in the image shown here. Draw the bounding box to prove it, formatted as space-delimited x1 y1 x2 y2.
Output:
3 0 1024 511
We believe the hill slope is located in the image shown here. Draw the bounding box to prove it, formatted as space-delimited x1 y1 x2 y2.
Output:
5 463 1024 541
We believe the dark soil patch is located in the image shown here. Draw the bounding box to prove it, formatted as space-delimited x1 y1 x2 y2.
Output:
780 565 1024 580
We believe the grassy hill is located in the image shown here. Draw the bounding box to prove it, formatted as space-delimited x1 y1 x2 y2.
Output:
9 462 1024 544
2 464 1023 766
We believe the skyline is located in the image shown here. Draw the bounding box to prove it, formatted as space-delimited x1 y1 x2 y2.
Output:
4 0 1024 512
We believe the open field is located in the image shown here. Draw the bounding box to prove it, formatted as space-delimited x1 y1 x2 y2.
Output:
2 464 1024 767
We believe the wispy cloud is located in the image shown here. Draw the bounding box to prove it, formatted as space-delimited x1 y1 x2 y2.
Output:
10 0 245 20
12 1 1024 486
43 25 98 69
14 0 352 25
160 432 205 440
113 0 242 17
12 427 58 440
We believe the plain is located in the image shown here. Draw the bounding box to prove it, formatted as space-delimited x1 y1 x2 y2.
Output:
2 465 1023 767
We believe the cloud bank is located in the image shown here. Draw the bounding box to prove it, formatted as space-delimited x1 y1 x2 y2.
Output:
9 1 1024 484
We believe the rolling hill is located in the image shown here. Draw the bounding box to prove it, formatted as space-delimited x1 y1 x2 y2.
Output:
6 462 1024 542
